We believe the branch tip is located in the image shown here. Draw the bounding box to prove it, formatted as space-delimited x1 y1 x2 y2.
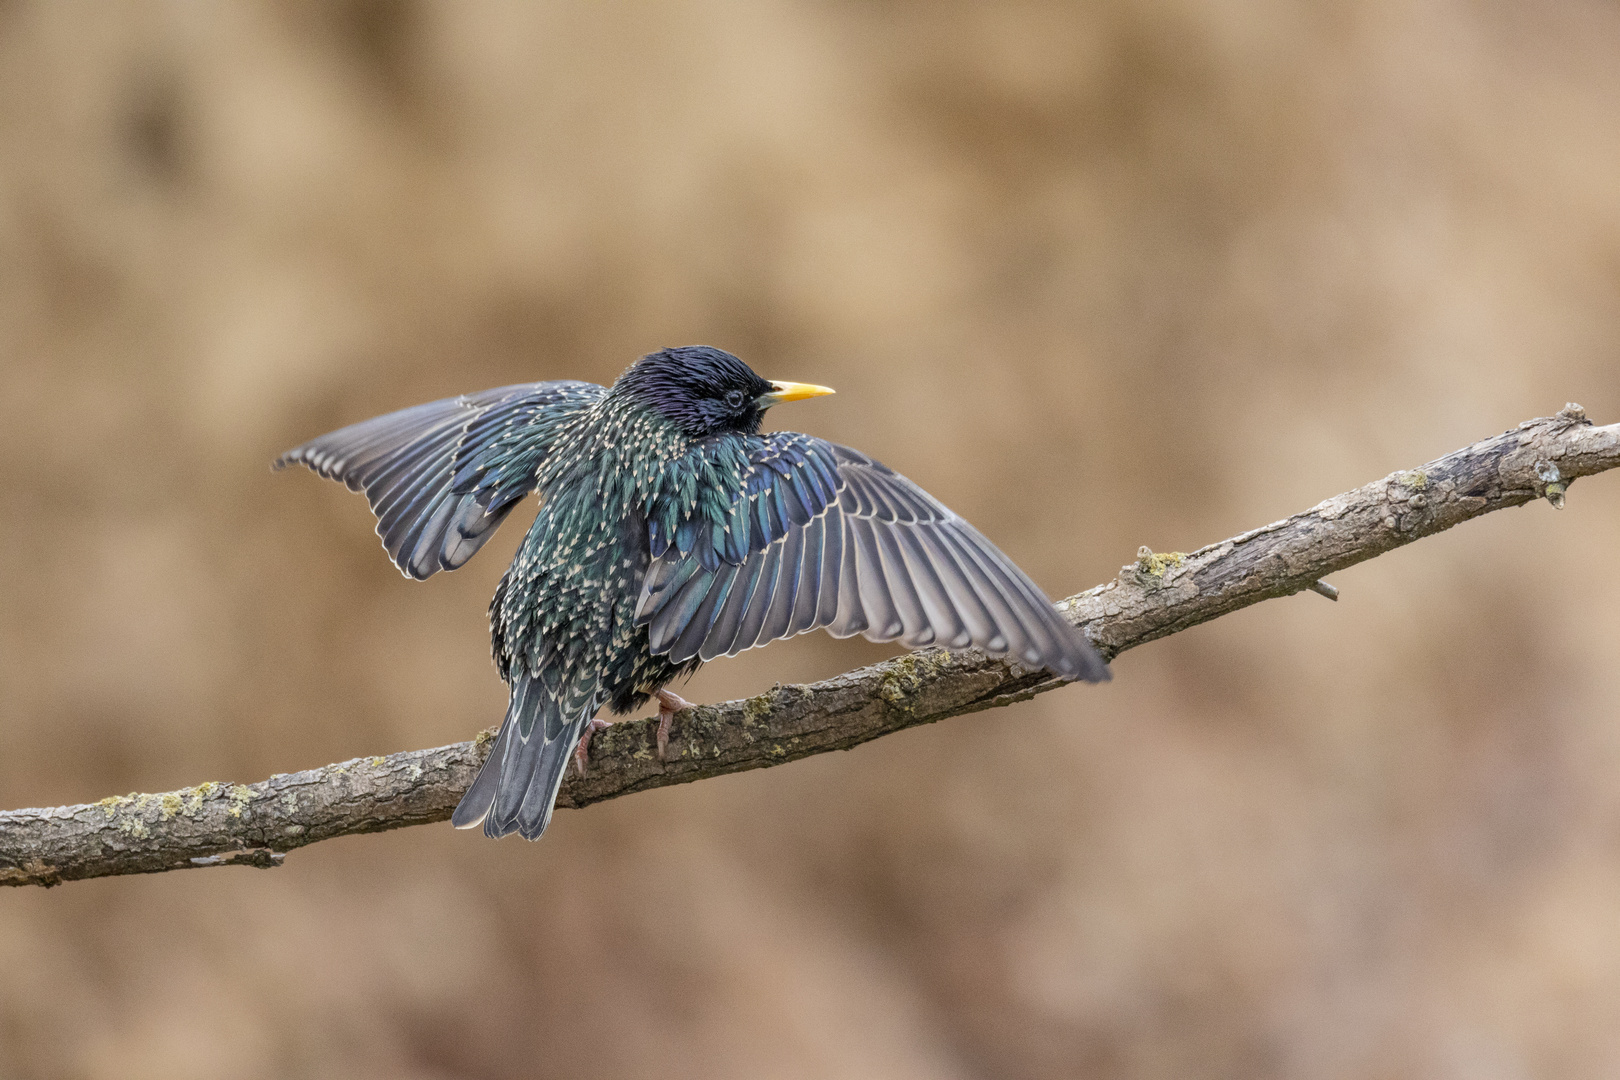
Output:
1307 580 1339 601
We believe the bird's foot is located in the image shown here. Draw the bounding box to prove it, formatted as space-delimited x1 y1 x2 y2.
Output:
655 689 696 762
572 717 614 778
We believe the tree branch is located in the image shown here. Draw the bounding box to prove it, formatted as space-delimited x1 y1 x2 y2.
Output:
4 405 1615 888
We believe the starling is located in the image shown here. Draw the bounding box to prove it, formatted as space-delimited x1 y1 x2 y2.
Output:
277 346 1108 839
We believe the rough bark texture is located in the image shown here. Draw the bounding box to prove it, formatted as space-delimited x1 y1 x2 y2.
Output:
3 406 1613 888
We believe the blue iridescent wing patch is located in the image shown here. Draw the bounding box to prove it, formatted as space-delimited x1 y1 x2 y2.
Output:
636 435 1108 683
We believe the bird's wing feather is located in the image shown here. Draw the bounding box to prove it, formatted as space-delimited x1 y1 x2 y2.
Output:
275 380 605 579
636 436 1109 682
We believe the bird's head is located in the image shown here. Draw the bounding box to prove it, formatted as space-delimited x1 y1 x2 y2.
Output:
612 346 834 438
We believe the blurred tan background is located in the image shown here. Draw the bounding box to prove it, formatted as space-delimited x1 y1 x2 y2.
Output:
3 0 1620 1076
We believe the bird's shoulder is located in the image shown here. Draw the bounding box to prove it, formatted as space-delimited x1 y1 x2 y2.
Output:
656 430 836 502
645 430 938 569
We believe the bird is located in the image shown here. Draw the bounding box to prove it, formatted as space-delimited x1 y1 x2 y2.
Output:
276 346 1109 840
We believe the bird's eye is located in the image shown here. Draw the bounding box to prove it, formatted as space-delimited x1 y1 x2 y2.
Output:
724 389 747 410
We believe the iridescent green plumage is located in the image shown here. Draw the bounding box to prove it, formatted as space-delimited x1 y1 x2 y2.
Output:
278 346 1108 840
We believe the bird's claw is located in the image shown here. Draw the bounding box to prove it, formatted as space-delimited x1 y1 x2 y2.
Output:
655 689 695 762
572 717 614 778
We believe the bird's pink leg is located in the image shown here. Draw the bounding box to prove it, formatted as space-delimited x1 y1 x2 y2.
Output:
656 688 695 762
572 717 614 778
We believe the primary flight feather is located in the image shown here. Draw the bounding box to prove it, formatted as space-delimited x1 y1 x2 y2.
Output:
277 346 1109 839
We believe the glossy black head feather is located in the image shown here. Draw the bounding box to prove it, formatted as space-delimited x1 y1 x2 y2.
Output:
611 346 776 438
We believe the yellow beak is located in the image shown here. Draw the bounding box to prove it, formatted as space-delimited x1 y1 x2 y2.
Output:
759 380 836 407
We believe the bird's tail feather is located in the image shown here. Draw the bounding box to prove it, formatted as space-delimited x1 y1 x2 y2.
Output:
451 671 597 840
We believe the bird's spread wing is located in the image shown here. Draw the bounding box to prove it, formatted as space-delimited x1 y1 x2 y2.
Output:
275 381 605 579
635 435 1109 682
